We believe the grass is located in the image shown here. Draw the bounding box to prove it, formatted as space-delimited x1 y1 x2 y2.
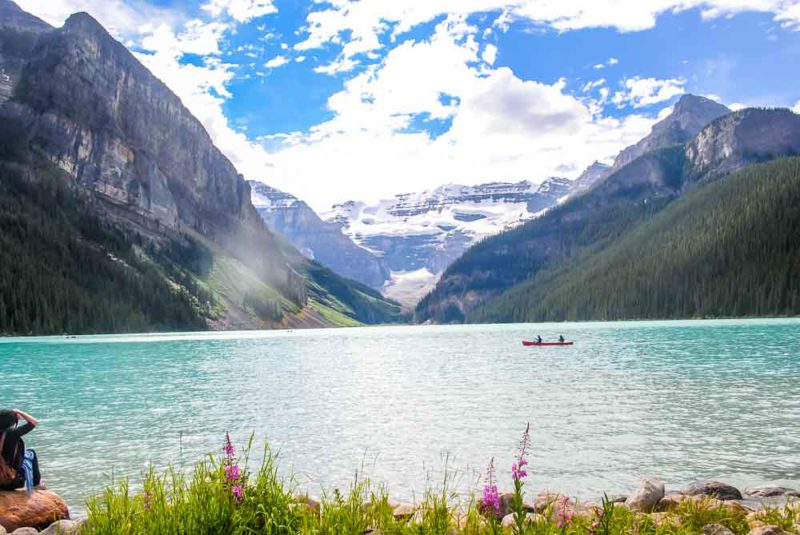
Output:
80 437 800 535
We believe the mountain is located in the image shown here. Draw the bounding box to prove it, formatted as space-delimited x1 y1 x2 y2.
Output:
321 177 572 306
611 94 731 171
471 157 800 322
249 180 390 289
0 1 401 334
416 104 800 323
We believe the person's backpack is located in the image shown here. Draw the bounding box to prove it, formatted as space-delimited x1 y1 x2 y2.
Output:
0 432 19 486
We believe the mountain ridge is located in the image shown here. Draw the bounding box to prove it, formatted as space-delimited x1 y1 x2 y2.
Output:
0 1 402 333
415 102 800 323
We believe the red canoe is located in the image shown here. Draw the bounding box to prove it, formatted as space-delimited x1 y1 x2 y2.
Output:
522 341 574 346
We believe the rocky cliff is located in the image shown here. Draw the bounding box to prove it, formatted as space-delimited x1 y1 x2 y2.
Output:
250 181 390 288
0 0 402 331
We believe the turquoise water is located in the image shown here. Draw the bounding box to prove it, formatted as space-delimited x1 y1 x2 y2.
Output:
1 320 799 511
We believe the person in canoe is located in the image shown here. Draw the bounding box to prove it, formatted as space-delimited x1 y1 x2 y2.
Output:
0 408 42 493
558 335 565 343
536 335 543 343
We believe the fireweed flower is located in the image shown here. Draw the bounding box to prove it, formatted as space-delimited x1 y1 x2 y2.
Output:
143 491 153 512
223 432 236 459
224 464 241 481
232 484 243 502
512 423 531 482
556 496 573 530
480 458 501 517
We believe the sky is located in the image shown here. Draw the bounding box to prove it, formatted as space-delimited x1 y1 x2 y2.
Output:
17 0 800 210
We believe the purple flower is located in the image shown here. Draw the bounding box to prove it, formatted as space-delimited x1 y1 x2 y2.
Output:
480 458 501 517
512 423 531 482
232 484 243 502
222 432 236 459
143 491 153 511
224 464 241 481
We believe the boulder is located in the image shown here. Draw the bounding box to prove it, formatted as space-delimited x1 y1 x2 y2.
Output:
0 490 70 532
625 479 665 512
702 524 736 535
657 494 703 512
392 503 415 521
747 526 793 535
500 512 544 529
682 481 743 501
746 487 800 498
532 492 561 513
498 492 536 517
10 530 38 535
40 520 80 535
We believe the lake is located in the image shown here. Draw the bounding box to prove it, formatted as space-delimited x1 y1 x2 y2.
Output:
1 319 799 511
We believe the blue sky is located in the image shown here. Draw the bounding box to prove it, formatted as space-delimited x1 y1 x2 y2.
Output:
20 0 800 210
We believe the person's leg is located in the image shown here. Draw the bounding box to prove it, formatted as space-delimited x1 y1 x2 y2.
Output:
29 449 41 486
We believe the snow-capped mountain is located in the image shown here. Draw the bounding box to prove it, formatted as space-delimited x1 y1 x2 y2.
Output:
250 181 390 289
322 178 571 305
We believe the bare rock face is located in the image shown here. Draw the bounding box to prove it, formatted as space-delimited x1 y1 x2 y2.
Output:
0 3 301 301
625 478 665 512
613 94 730 171
0 489 69 532
686 109 800 178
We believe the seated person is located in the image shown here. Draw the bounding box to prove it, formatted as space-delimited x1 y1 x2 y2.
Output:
0 409 41 493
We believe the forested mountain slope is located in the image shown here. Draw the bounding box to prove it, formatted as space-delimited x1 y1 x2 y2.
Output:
0 0 401 334
416 107 800 323
471 157 800 322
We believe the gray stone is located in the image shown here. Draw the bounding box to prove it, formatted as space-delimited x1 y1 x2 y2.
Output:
747 526 793 535
745 487 800 498
40 520 79 535
682 481 743 501
10 529 38 535
702 524 736 535
625 478 665 512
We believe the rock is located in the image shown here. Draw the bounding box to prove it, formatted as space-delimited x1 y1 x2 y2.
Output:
609 495 628 504
0 490 70 532
648 512 681 528
746 487 800 498
10 529 38 535
40 520 79 535
392 503 415 521
682 481 743 501
0 524 4 535
500 513 544 529
702 524 736 535
657 494 702 512
497 492 536 517
747 526 793 535
532 492 561 513
625 479 665 512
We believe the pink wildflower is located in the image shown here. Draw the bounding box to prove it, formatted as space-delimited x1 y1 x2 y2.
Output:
232 484 243 502
222 432 236 458
143 490 153 511
480 457 501 517
224 464 241 481
512 423 531 482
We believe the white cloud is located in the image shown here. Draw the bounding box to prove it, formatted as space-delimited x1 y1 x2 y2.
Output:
264 55 290 68
295 0 800 73
15 0 180 38
593 57 619 70
260 17 657 210
201 0 277 23
793 101 800 113
482 44 498 65
613 76 686 108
